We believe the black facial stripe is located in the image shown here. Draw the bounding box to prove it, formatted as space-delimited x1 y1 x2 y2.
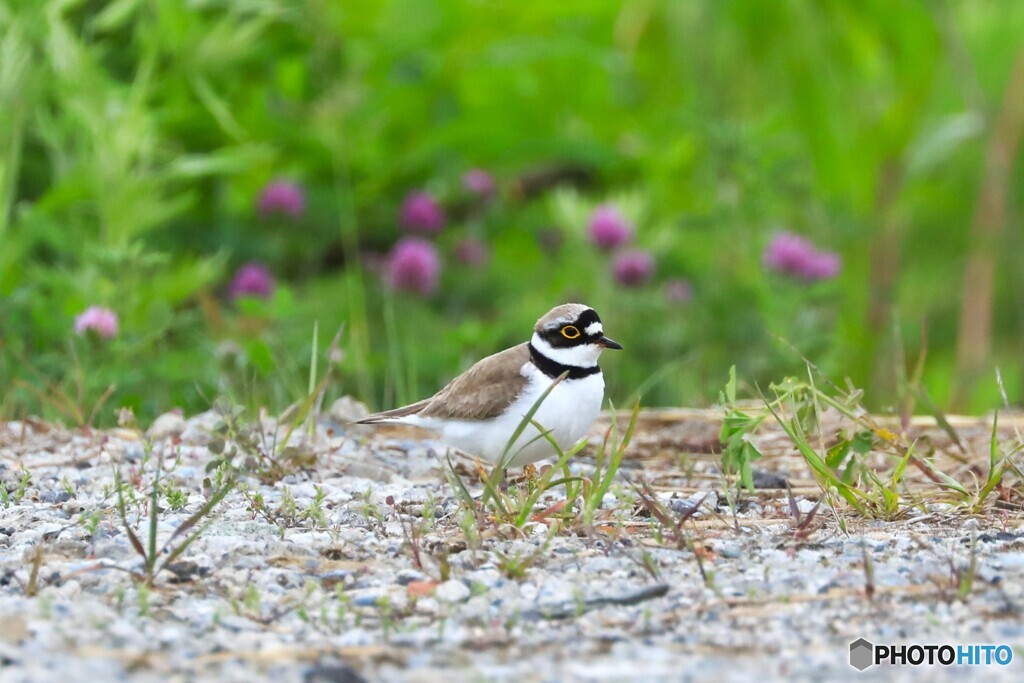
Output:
574 309 601 329
529 343 601 380
541 308 602 348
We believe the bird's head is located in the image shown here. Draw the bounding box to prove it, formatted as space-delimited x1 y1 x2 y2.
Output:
531 303 622 368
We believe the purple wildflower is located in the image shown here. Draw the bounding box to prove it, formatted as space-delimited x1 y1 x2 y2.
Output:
387 238 441 295
229 262 276 300
454 237 490 268
400 191 445 234
763 232 842 281
588 204 633 251
612 249 655 287
463 169 496 198
665 278 695 304
257 180 306 218
74 306 118 339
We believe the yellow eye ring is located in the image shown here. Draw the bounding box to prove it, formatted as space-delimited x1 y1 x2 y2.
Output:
561 325 581 339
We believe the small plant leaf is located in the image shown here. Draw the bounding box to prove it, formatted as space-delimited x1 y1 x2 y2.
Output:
114 471 148 563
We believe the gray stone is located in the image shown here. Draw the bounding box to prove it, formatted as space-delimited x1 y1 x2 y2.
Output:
434 579 471 603
329 397 370 424
147 411 186 442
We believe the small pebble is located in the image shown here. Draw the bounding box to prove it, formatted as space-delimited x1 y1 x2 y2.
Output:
434 580 471 603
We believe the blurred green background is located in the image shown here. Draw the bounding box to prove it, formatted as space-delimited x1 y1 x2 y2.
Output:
2 0 1024 425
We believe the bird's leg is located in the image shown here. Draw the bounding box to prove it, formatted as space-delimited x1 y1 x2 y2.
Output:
443 447 489 483
474 458 489 484
470 457 508 491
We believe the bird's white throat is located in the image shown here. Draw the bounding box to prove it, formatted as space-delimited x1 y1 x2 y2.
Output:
529 332 602 368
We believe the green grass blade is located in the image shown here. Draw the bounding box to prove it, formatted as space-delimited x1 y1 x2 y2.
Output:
156 477 236 559
586 400 638 519
512 447 576 528
147 449 162 576
497 371 568 470
114 470 147 563
158 480 236 570
307 320 319 439
990 409 1000 472
765 399 869 515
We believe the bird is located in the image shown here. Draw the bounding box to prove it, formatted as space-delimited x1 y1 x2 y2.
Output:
356 303 622 467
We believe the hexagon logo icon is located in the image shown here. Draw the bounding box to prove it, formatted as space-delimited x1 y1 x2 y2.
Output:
849 638 874 671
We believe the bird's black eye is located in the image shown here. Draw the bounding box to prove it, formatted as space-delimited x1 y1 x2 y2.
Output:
560 325 580 339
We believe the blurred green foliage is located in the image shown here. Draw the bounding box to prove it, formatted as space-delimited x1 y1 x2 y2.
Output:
2 0 1024 424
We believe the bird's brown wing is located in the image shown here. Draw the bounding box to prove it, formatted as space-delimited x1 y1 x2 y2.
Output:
357 343 530 423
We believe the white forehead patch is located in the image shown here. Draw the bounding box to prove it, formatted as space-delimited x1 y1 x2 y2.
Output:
585 322 603 336
542 316 574 331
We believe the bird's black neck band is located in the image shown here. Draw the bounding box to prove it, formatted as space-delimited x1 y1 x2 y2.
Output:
529 343 600 380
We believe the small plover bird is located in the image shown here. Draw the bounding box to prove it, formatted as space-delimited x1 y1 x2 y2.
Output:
357 303 622 467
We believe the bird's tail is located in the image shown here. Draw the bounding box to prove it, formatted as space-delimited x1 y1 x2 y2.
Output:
355 399 430 424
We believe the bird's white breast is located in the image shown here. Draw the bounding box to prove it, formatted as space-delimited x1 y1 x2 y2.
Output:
415 362 605 467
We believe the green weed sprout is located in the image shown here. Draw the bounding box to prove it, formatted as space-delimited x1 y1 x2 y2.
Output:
115 443 235 586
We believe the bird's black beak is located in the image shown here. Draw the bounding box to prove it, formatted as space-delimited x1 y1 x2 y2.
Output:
598 336 623 350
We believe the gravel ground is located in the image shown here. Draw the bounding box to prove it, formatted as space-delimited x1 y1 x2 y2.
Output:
1 403 1023 682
